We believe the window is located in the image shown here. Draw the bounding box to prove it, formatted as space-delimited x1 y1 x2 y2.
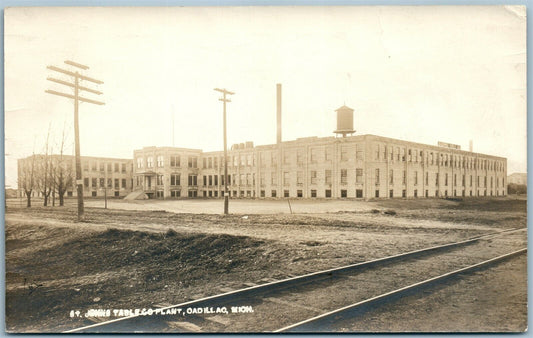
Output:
99 163 105 171
203 158 207 169
297 171 304 186
208 157 213 168
246 173 251 186
356 189 363 198
375 169 380 185
325 170 332 184
297 150 304 165
390 189 394 198
462 175 465 187
113 163 118 172
356 144 364 160
311 189 317 197
310 171 317 185
188 157 198 168
83 162 89 171
122 179 126 188
157 156 164 167
214 158 218 168
214 175 218 186
188 174 197 186
260 190 265 197
375 144 380 160
341 146 348 161
325 147 332 161
375 190 380 198
414 189 418 198
445 173 448 186
454 174 457 186
209 175 213 186
171 174 180 186
114 179 119 189
402 189 406 198
310 148 318 162
271 190 277 197
283 151 290 165
147 157 153 168
171 190 181 198
414 171 418 186
356 168 363 184
121 163 126 173
297 190 303 197
92 191 97 197
284 190 289 197
271 172 277 185
260 172 265 186
341 169 347 185
325 189 332 198
107 178 112 188
171 155 180 167
91 178 97 188
100 178 105 188
283 172 290 186
107 163 112 172
271 152 277 166
341 190 347 198
389 169 394 184
91 162 97 171
435 173 439 186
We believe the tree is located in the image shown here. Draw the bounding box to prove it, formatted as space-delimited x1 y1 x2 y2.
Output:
18 154 36 207
35 126 54 207
52 126 74 206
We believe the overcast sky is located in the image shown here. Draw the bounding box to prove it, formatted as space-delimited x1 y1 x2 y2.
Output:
4 6 526 188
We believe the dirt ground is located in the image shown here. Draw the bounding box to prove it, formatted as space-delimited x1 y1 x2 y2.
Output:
4 196 527 332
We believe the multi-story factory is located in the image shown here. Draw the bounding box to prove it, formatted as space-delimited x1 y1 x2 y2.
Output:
18 84 507 200
17 154 134 198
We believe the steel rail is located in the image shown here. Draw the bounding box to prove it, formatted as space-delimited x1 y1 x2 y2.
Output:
275 247 527 332
64 227 525 333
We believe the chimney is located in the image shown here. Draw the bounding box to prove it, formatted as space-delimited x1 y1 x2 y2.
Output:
277 83 282 144
469 140 473 152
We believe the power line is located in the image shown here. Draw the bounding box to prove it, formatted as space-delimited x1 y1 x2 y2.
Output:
45 60 104 221
214 88 234 215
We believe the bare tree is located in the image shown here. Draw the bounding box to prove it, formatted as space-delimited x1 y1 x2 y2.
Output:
36 126 53 207
18 154 36 208
53 125 73 206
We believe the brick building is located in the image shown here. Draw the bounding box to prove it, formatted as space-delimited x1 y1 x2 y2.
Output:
132 134 507 200
17 154 134 198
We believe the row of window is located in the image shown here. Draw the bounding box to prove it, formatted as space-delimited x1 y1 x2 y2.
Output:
375 169 504 188
83 161 129 173
83 177 128 189
136 155 198 169
136 170 505 190
374 143 505 172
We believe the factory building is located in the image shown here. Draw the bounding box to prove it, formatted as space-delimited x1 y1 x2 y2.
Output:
131 133 507 200
17 154 134 198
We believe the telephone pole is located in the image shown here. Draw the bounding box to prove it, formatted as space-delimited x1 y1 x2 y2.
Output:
46 60 104 221
214 88 234 215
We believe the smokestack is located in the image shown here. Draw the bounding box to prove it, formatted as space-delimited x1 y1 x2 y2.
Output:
469 140 473 152
277 83 282 144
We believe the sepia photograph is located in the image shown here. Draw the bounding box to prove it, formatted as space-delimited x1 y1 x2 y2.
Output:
3 5 527 333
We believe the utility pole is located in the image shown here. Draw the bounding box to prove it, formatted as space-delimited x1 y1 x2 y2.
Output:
46 60 104 221
214 88 234 215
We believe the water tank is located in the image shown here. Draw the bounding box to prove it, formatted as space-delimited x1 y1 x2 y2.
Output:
334 105 355 137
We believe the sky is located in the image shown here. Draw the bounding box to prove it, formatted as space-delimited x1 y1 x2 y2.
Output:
4 6 527 188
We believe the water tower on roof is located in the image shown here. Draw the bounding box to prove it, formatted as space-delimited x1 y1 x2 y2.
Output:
333 105 355 137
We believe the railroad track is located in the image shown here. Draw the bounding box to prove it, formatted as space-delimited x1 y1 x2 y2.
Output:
66 227 527 333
